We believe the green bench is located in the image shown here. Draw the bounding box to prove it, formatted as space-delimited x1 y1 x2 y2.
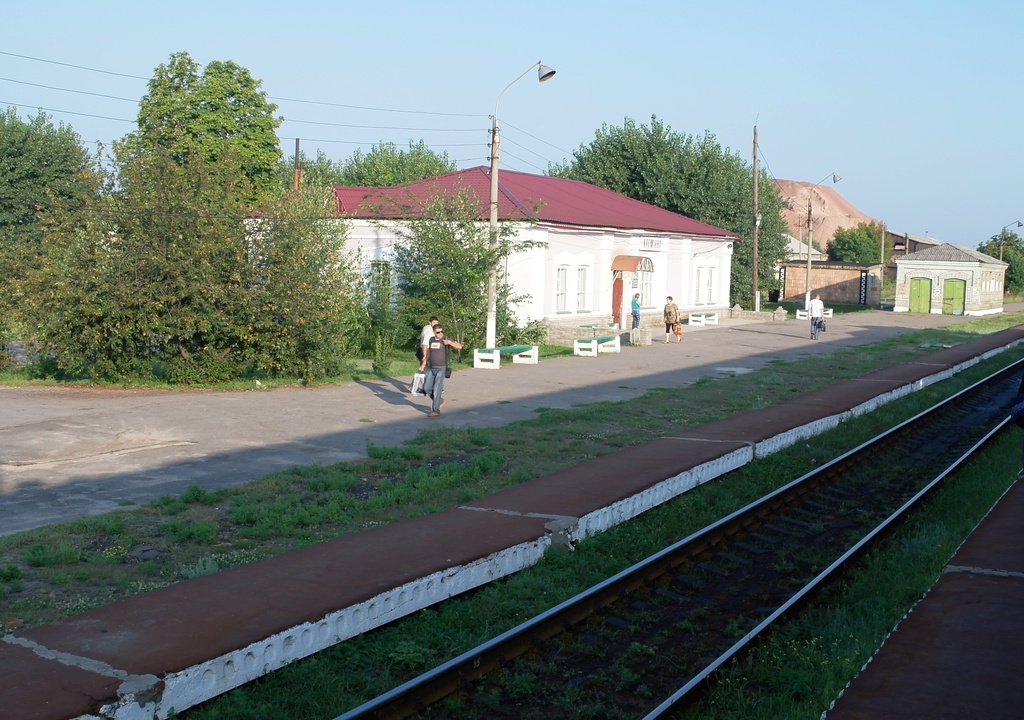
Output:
573 334 621 357
473 344 539 369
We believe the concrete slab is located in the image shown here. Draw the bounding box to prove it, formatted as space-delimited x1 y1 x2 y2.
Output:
825 480 1024 719
1 308 1021 536
0 641 119 720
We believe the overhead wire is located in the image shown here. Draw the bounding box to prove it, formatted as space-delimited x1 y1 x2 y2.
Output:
1 50 566 170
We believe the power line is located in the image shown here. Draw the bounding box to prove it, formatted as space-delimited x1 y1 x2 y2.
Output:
0 100 135 124
0 77 138 103
282 117 478 133
0 50 482 121
0 50 147 80
1 50 566 168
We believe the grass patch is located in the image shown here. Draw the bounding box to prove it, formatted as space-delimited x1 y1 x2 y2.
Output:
176 353 1023 719
2 311 1023 652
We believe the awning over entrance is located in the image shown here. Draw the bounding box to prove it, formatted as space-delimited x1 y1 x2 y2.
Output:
611 255 654 272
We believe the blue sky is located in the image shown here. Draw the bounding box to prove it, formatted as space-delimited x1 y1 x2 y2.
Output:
3 0 1021 245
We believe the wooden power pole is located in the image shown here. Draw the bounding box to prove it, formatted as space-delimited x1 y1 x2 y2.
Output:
752 126 760 312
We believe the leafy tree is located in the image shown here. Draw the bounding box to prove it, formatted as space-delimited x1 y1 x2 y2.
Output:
829 222 885 263
123 51 281 197
979 227 1024 295
241 189 363 381
0 108 95 337
383 185 540 353
551 116 789 308
22 142 360 383
274 148 347 192
340 140 456 187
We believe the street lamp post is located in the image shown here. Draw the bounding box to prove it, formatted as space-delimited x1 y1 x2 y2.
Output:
804 173 841 309
486 61 556 350
999 220 1022 261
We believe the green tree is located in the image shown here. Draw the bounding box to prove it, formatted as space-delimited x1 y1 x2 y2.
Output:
979 227 1024 295
274 148 347 192
241 188 363 382
0 108 95 337
383 185 540 353
23 142 359 384
829 222 885 263
551 116 789 308
340 140 456 187
124 51 282 197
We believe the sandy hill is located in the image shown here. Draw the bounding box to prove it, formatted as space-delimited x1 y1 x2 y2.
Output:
773 179 878 249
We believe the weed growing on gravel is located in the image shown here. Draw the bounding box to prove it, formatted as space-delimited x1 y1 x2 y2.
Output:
173 342 1024 719
2 316 1023 662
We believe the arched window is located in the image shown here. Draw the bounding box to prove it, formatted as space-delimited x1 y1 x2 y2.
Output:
555 265 569 311
576 266 590 310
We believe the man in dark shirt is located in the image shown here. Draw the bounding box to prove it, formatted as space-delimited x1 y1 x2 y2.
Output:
418 325 463 417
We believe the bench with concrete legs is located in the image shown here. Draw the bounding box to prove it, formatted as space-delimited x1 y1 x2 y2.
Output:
573 335 621 357
795 308 833 320
473 344 538 369
687 312 720 326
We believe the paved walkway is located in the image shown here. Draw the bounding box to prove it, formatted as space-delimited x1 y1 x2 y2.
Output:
1 307 1019 536
3 322 1022 720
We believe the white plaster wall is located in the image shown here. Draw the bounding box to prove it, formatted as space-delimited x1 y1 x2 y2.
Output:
342 220 735 326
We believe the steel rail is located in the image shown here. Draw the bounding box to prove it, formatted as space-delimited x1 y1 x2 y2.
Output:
335 359 1023 720
642 416 1013 718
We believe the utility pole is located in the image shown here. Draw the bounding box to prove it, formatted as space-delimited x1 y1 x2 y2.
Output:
292 138 303 191
752 126 760 312
805 196 813 309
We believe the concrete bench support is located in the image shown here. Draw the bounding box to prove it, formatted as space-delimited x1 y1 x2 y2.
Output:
573 335 621 357
473 345 538 369
688 312 719 327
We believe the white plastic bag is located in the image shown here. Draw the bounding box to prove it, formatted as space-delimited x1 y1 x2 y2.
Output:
410 372 426 396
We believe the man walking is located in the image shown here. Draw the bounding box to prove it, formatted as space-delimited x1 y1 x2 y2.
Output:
416 316 439 363
809 293 825 340
419 325 462 417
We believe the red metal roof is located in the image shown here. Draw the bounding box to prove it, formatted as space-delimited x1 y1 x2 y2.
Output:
333 166 734 238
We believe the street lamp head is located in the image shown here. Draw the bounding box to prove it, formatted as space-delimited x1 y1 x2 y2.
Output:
486 60 558 351
831 173 841 184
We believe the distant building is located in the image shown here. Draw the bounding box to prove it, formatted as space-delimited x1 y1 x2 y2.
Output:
783 233 826 261
894 243 1005 315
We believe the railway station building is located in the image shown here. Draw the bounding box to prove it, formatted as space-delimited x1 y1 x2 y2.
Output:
332 167 736 344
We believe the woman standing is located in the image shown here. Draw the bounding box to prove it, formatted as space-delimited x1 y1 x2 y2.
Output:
662 296 681 344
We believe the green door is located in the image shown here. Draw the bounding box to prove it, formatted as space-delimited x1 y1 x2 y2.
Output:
942 278 966 315
909 277 932 313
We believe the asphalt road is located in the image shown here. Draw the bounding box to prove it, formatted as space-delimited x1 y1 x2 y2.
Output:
1 308 1015 536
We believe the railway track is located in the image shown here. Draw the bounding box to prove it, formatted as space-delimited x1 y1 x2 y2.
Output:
336 359 1023 720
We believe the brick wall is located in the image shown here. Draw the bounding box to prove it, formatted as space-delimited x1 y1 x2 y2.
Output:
779 262 881 306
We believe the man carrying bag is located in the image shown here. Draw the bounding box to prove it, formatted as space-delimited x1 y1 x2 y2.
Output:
419 325 462 417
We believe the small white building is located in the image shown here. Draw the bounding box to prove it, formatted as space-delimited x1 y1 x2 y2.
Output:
893 242 1006 315
334 167 736 343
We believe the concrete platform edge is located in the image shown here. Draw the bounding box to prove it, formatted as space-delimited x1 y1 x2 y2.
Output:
12 338 1022 720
